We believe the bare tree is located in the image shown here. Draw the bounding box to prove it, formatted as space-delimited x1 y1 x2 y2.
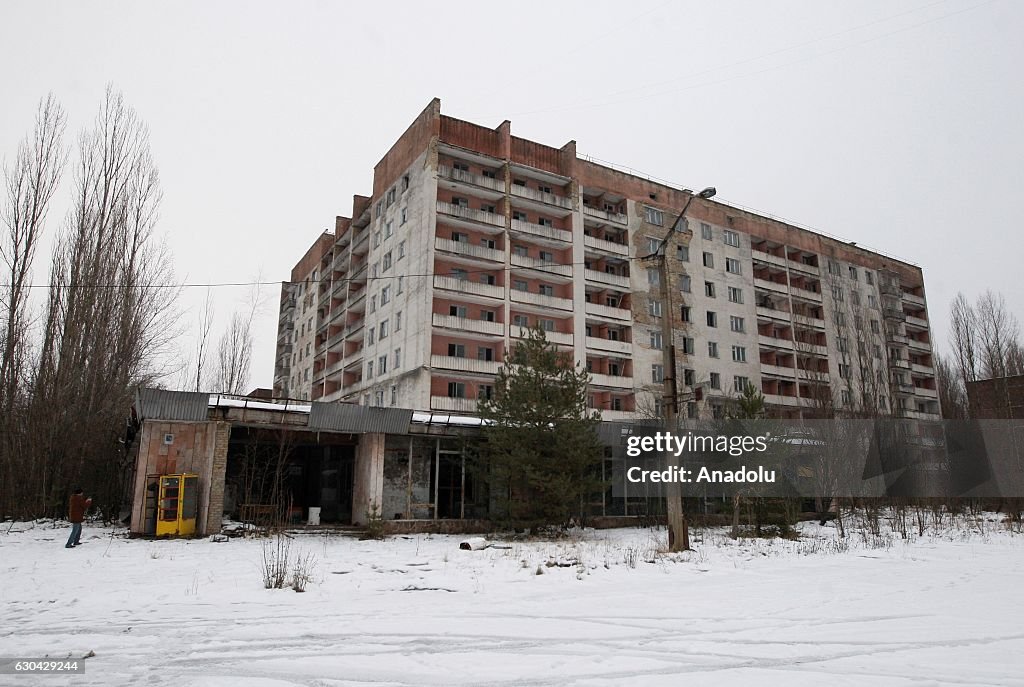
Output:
0 94 67 516
975 290 1021 380
22 86 179 519
194 288 215 391
949 292 978 388
211 278 264 395
934 352 967 419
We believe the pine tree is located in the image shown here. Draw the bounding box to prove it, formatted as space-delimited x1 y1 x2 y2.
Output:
474 326 604 532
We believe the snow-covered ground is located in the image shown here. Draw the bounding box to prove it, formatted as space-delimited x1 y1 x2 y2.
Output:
2 517 1023 686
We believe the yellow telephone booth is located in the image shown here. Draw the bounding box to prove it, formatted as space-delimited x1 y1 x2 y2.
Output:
155 473 199 537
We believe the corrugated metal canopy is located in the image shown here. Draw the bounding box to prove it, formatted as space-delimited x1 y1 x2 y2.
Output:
136 388 209 422
308 403 414 434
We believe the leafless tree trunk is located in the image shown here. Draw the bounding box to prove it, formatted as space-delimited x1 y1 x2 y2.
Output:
950 292 978 389
975 290 1020 380
194 288 215 391
212 311 254 395
934 352 967 419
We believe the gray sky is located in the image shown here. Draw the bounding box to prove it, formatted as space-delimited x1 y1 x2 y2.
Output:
2 0 1020 390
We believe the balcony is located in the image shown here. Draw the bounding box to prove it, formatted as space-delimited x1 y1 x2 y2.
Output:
435 237 503 263
752 251 788 269
889 358 911 370
760 363 798 379
790 286 823 303
599 409 636 422
907 338 932 352
344 321 364 339
326 328 346 351
582 205 628 226
510 183 573 210
436 200 505 228
585 302 631 321
351 229 369 254
911 363 934 375
585 336 633 355
510 218 571 243
906 314 928 329
914 386 938 399
584 268 630 289
787 258 820 276
758 334 794 351
431 396 479 414
590 373 633 389
437 165 504 192
764 394 812 408
511 325 573 346
511 253 573 277
510 289 573 311
433 275 504 300
432 313 504 336
584 234 629 257
431 355 501 375
902 292 926 307
792 313 826 329
754 277 788 295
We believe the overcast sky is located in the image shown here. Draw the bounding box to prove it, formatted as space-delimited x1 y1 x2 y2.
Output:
1 0 1020 391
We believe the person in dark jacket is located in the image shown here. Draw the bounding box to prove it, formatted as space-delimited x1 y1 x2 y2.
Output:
66 488 91 548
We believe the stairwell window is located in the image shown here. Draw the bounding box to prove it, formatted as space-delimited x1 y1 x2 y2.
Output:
644 206 664 226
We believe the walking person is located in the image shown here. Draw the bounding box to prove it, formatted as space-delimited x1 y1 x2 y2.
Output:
65 488 91 549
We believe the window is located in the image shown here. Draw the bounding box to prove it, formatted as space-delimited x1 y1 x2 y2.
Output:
648 300 663 317
373 230 382 248
841 389 852 406
513 314 529 327
447 382 466 398
386 188 396 206
449 304 467 318
650 331 663 350
832 285 844 301
725 258 741 275
512 210 527 221
732 345 747 362
394 348 401 368
868 294 878 308
677 245 689 262
644 206 664 225
401 175 409 191
378 355 388 374
371 263 379 279
682 338 695 355
703 252 714 268
448 343 466 358
380 286 391 305
705 281 716 298
479 274 496 286
452 268 469 281
723 230 739 247
398 241 406 259
706 311 718 328
477 384 494 400
734 375 749 393
537 217 552 227
849 266 858 281
681 305 692 322
865 271 874 285
684 368 696 386
838 337 849 353
839 363 851 379
368 327 375 345
390 385 397 405
647 237 661 255
513 245 529 257
382 252 392 272
681 275 692 293
708 341 719 358
400 207 407 225
709 372 721 390
827 259 840 276
539 250 554 263
729 316 745 333
687 402 698 419
477 346 494 362
647 268 660 286
451 231 468 243
366 361 373 378
384 220 393 239
512 178 526 187
538 284 554 296
513 279 528 292
379 320 389 339
396 311 402 331
728 286 744 304
540 318 555 332
701 223 712 240
481 309 496 322
397 276 404 294
652 364 665 383
870 319 880 333
374 390 384 406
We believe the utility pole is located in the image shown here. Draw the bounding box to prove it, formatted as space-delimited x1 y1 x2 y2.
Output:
642 186 716 552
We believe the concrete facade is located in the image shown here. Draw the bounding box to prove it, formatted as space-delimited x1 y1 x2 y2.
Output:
275 99 940 421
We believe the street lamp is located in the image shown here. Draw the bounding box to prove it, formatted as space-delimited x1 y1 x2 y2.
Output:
641 186 716 552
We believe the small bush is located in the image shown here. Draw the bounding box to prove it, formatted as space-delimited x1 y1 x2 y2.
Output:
261 534 292 589
290 552 317 592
